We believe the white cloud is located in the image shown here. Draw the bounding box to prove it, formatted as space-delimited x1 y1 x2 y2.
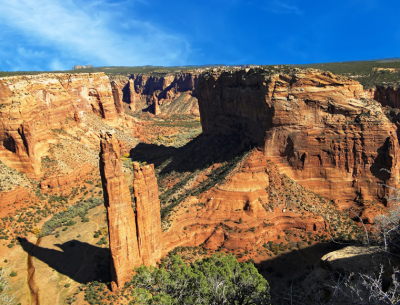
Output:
0 0 190 70
264 0 303 15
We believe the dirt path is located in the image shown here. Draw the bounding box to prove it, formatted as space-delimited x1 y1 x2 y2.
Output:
28 237 42 305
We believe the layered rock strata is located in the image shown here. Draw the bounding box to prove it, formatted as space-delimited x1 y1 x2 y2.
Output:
126 73 200 116
198 68 400 203
0 73 121 178
100 130 140 291
100 131 162 290
163 150 326 254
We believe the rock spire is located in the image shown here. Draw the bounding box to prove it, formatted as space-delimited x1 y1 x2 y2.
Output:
99 130 163 290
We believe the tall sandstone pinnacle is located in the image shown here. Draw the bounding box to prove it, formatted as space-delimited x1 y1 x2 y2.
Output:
133 163 162 265
99 130 140 291
99 130 163 290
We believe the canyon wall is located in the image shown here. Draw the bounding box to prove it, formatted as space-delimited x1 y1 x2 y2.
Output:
100 131 162 290
365 85 400 109
198 68 400 203
0 73 122 178
110 73 200 116
162 150 327 257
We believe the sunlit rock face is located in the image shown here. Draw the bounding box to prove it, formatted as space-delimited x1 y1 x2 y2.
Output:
133 163 163 266
100 131 163 290
100 130 140 291
0 72 120 179
198 68 400 203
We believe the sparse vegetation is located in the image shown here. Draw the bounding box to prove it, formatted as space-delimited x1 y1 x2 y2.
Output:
39 198 103 237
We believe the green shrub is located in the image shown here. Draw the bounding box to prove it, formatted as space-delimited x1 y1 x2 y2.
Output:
128 254 270 304
9 271 17 277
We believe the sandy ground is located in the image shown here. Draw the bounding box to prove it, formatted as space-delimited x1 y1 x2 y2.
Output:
2 204 109 305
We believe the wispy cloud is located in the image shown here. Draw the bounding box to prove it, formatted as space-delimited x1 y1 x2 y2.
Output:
264 0 303 15
0 0 190 71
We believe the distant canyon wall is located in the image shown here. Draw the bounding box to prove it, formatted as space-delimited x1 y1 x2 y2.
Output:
110 72 200 116
198 68 400 203
365 85 400 109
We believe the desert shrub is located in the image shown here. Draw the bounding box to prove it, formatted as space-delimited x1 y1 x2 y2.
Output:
128 253 270 304
8 271 17 277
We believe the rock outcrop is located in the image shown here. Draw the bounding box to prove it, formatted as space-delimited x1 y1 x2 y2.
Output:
100 130 141 291
198 68 400 203
365 85 400 109
100 131 162 290
110 81 125 115
0 73 122 178
40 164 94 189
127 73 200 116
163 150 327 256
133 163 162 265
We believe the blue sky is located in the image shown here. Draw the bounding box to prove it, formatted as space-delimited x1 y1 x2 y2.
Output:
0 0 399 71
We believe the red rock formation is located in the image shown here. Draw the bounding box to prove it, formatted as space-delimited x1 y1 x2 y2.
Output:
129 72 200 115
100 131 163 290
198 68 400 203
367 85 400 108
128 79 136 112
0 73 119 178
40 164 94 189
162 150 326 254
110 81 124 115
0 187 30 207
100 130 141 291
133 163 162 265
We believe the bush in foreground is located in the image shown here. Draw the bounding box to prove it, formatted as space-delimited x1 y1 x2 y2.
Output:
127 253 270 304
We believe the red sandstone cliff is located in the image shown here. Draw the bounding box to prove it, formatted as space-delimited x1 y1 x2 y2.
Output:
365 85 400 109
113 73 200 116
162 150 327 257
198 68 400 203
0 73 124 179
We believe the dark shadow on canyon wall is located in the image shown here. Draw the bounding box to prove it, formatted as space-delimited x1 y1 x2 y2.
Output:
255 242 346 304
129 132 257 175
370 136 393 182
18 237 111 284
257 242 399 304
255 242 345 292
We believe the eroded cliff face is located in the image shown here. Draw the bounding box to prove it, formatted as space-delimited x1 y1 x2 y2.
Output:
100 131 162 290
110 73 200 116
0 73 123 178
365 85 400 109
198 68 400 203
162 150 328 258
